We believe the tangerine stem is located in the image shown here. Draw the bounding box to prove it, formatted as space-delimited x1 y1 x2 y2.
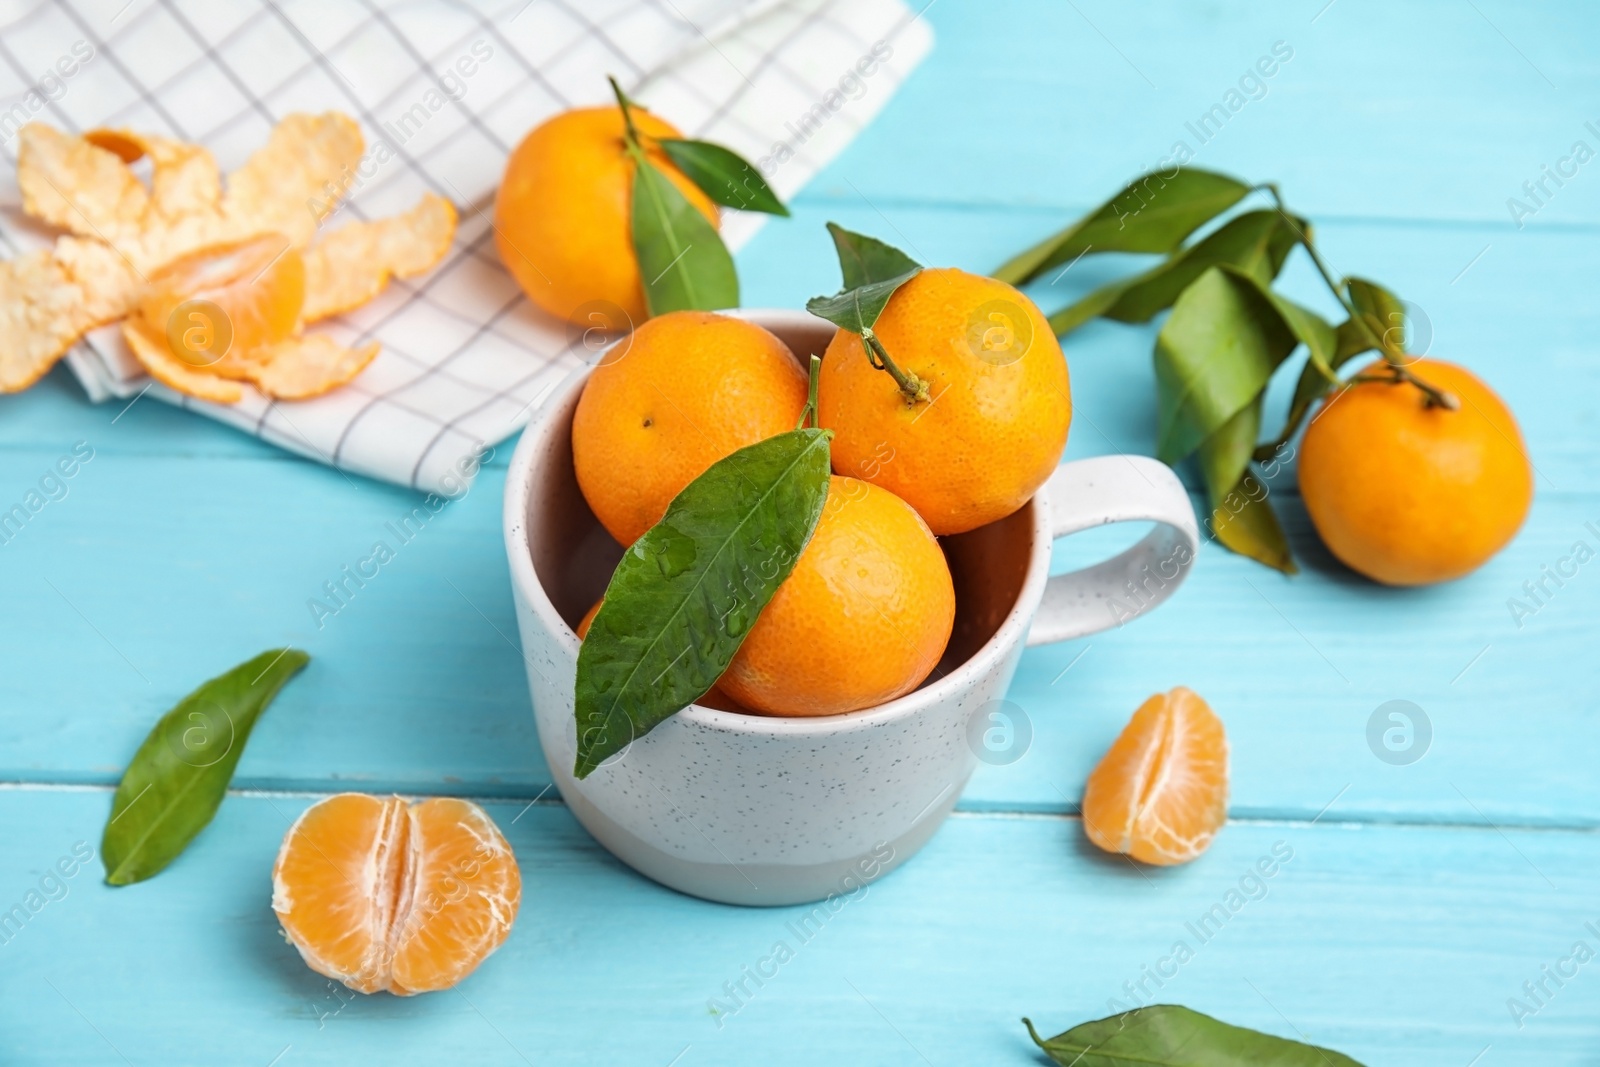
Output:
797 353 822 430
861 328 930 404
1262 183 1458 411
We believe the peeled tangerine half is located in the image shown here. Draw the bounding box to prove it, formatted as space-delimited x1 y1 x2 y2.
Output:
1081 687 1229 866
273 794 521 995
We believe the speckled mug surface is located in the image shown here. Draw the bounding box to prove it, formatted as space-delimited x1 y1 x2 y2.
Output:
503 310 1199 906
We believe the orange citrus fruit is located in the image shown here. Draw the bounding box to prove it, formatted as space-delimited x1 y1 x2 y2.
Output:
138 233 304 375
495 105 717 325
1082 687 1228 866
720 475 956 717
1298 359 1533 586
571 310 808 546
273 793 520 996
817 267 1071 535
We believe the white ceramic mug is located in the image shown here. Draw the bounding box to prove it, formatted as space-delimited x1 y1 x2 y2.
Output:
503 310 1199 906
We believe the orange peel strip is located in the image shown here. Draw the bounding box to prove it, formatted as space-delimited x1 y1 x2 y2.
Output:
223 112 364 249
249 333 380 400
121 318 244 404
17 123 149 239
84 127 223 225
302 193 457 322
0 236 142 392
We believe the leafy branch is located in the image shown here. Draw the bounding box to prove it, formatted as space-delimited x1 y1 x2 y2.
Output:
996 168 1441 573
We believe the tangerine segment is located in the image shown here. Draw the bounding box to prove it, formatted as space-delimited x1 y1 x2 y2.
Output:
138 233 305 367
720 476 956 717
273 794 520 996
1081 687 1228 866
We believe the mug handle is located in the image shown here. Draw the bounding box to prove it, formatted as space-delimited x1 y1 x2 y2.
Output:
1026 455 1201 647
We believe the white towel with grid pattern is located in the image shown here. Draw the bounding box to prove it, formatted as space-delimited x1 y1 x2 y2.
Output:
0 0 932 493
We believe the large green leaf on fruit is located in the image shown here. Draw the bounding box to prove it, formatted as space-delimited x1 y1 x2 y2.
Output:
1049 210 1305 336
1024 1005 1366 1066
993 169 1252 285
103 649 309 885
573 429 832 778
631 156 739 316
1154 266 1297 466
658 138 789 216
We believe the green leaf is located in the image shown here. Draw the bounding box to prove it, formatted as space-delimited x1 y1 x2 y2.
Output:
1243 287 1349 464
1154 266 1297 466
1197 394 1262 504
806 224 923 334
574 429 832 777
1198 404 1298 574
658 138 789 216
993 168 1252 285
102 649 309 885
805 270 920 335
1049 210 1305 336
631 156 739 316
1213 474 1298 574
824 222 922 289
1341 276 1407 359
1024 1005 1366 1066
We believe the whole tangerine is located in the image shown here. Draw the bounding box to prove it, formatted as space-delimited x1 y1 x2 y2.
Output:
817 267 1072 535
1298 358 1532 585
571 310 807 547
720 475 956 717
494 105 717 326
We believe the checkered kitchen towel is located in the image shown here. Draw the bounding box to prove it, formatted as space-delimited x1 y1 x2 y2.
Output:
0 0 932 494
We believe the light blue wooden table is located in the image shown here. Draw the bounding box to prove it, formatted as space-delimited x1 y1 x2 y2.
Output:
4 1 1598 1063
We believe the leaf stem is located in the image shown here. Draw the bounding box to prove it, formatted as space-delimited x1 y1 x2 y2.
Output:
1262 183 1458 411
861 328 930 404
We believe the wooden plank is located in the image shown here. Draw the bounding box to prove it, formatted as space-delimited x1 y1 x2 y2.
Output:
1 787 1594 1065
2 442 1595 825
819 0 1600 226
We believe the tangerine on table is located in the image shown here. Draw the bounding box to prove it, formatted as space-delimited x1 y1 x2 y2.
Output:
273 793 520 995
495 105 717 326
1297 358 1533 586
720 475 956 717
1081 687 1228 866
817 267 1072 536
137 232 304 375
571 310 808 547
